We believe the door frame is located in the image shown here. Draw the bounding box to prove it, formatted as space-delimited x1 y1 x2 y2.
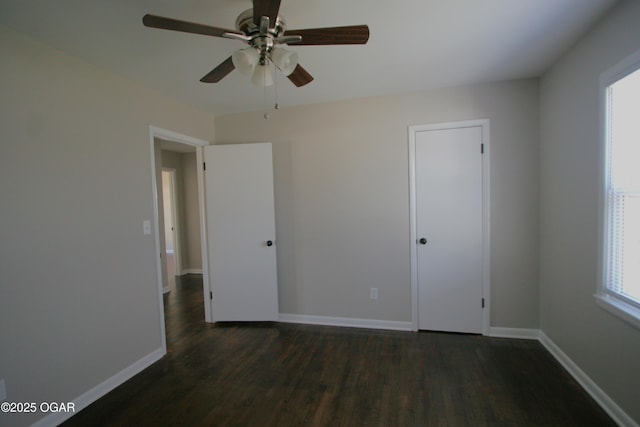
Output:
408 119 491 334
148 126 211 354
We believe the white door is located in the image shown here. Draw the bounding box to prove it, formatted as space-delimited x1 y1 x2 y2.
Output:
415 125 484 333
204 143 279 321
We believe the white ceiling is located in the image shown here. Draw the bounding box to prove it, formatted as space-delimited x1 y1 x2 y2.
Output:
0 0 617 116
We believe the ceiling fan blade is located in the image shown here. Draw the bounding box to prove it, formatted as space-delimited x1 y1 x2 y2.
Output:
143 14 237 38
200 57 236 83
253 0 282 27
285 25 370 45
287 64 314 87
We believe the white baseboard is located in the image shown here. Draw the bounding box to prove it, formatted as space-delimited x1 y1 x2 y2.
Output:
489 327 540 340
32 347 165 427
278 313 412 332
181 268 203 275
539 332 638 427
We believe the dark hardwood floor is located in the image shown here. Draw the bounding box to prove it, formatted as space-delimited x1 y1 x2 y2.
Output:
62 276 615 426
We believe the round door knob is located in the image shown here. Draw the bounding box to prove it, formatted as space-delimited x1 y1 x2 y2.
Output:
419 238 427 245
266 240 273 247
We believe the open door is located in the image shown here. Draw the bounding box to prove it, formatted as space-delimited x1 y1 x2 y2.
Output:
204 143 279 321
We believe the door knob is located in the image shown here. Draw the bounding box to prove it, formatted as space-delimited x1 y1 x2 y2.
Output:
419 238 427 245
266 240 273 247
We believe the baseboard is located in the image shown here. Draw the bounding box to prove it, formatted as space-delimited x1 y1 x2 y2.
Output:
489 327 540 340
32 347 165 427
181 268 203 275
279 313 412 331
539 332 638 427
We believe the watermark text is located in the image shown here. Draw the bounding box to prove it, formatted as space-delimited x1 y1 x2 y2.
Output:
1 401 76 414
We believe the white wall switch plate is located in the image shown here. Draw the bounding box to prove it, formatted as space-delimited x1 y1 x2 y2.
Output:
143 220 151 235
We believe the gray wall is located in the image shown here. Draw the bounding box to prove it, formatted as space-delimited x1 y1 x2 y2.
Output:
0 25 215 427
539 0 640 423
215 78 540 328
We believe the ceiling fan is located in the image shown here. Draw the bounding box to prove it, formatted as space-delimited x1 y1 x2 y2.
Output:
143 0 370 87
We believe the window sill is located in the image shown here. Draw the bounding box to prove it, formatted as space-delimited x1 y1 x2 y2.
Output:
594 293 640 331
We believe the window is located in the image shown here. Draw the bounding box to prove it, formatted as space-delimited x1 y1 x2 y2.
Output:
597 50 640 329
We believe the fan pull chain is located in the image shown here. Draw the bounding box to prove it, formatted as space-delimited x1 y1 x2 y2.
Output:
274 68 280 111
263 62 281 119
263 72 270 119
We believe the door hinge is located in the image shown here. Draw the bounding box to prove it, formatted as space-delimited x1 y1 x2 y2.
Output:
481 143 484 154
210 291 213 300
203 162 206 171
482 298 485 308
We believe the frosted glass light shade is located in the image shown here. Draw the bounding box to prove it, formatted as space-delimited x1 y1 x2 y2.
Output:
270 46 298 76
232 48 259 75
251 64 274 86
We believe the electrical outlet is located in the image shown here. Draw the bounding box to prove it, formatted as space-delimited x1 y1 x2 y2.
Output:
0 379 7 402
370 288 378 300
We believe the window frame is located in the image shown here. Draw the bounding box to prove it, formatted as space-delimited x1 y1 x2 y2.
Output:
596 49 640 330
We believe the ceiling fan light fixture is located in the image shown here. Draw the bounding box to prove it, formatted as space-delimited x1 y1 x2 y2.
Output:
143 0 370 88
232 47 260 75
270 46 298 76
251 63 274 86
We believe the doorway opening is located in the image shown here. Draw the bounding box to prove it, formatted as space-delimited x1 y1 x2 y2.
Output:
161 168 180 293
148 126 210 354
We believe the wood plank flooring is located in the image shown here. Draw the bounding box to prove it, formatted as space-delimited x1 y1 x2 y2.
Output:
62 276 615 426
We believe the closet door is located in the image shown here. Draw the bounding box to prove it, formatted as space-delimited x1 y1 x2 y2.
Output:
415 125 484 333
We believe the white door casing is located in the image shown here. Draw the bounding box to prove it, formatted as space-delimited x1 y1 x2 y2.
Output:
149 126 209 353
204 143 279 321
409 120 491 334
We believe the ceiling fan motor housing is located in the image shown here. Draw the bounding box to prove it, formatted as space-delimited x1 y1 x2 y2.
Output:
236 9 288 65
237 9 285 40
